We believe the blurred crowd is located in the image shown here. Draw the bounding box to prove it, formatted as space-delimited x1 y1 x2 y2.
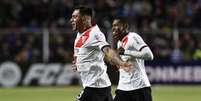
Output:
0 31 74 63
0 0 201 63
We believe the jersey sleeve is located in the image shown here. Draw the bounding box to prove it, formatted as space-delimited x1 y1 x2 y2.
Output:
131 34 147 51
91 31 110 50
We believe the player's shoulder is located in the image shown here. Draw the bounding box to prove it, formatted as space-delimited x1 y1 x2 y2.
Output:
128 32 142 39
128 32 140 36
90 25 106 40
91 25 102 34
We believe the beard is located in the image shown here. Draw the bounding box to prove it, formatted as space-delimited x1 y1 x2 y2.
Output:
72 23 77 31
113 30 122 40
113 30 128 41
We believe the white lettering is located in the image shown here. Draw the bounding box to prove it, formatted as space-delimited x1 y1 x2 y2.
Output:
168 67 183 82
23 64 44 85
57 64 76 85
193 66 201 82
155 66 168 82
183 66 192 82
0 62 21 87
39 64 61 85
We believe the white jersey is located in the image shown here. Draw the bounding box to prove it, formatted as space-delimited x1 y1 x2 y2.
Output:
117 32 151 91
74 25 111 88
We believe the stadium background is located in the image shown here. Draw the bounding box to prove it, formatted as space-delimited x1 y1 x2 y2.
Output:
0 0 201 101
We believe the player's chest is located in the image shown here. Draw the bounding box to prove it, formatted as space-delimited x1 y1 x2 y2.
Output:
74 37 96 55
74 28 93 48
74 34 90 48
118 38 133 50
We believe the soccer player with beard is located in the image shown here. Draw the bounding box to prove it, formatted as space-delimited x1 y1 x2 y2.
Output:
70 6 132 101
112 17 154 101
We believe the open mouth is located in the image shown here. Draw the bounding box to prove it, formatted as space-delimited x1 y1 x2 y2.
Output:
71 22 75 26
71 23 76 28
113 31 119 35
112 31 116 35
112 31 121 39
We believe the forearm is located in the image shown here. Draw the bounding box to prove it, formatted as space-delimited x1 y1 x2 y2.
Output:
103 46 132 72
108 49 124 66
124 47 154 60
103 47 123 66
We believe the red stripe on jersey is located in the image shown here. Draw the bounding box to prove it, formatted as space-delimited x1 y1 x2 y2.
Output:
121 35 128 48
75 29 91 48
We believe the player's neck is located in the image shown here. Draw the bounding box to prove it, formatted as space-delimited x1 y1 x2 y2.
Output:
79 23 92 33
119 31 129 40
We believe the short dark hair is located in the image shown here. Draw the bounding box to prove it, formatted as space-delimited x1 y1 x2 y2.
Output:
114 16 129 30
75 6 94 17
114 16 128 24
